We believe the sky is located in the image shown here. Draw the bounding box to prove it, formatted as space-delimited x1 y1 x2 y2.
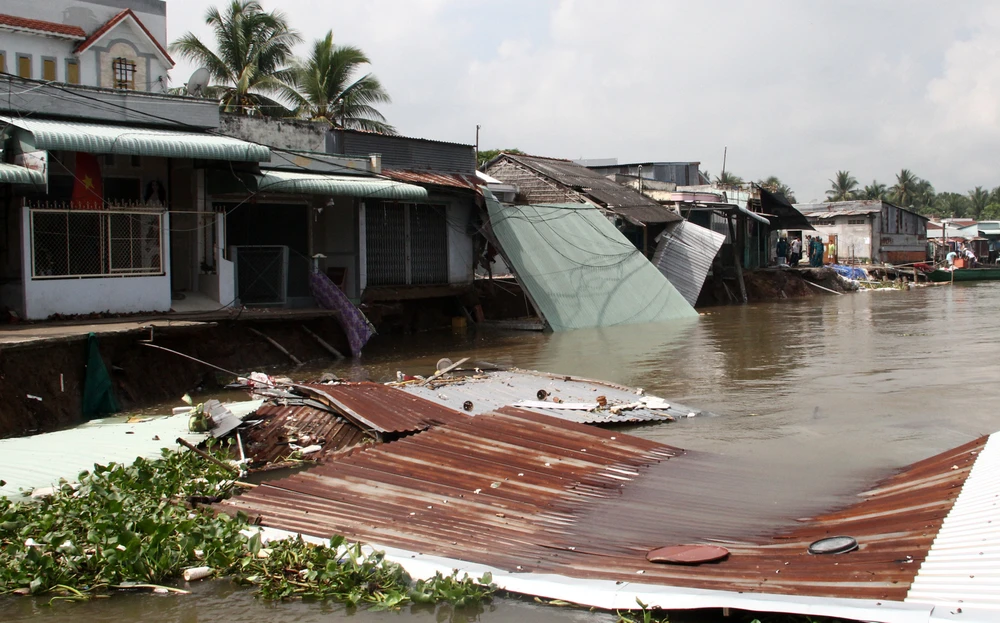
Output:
164 0 1000 203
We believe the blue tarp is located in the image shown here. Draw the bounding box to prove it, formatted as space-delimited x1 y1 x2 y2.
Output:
830 264 868 280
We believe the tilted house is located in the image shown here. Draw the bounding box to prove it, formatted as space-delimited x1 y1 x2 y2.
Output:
483 153 680 256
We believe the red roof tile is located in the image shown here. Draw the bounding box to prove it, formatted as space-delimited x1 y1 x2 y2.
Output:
0 13 86 38
75 9 174 67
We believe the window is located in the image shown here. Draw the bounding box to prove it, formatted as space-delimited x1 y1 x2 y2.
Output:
17 55 31 78
0 52 6 73
42 58 56 81
847 218 866 225
66 60 79 84
366 202 449 286
112 57 135 89
30 207 163 278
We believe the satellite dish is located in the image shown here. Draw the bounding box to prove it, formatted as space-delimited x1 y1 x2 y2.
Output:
185 68 210 96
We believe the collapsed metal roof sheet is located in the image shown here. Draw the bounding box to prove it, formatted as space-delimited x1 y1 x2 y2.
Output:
242 404 370 466
652 221 726 307
219 405 997 621
395 369 713 424
484 191 698 331
294 382 466 434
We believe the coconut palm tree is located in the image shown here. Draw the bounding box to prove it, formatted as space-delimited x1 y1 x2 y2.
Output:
968 186 990 220
715 171 743 185
861 180 887 200
169 0 301 116
282 31 396 134
757 176 796 203
889 169 919 207
826 170 858 202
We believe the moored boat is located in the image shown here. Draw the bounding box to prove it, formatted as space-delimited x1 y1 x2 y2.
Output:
927 267 1000 282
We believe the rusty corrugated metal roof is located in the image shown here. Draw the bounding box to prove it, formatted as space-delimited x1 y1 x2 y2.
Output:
241 404 370 466
294 382 466 434
382 169 481 191
219 406 990 613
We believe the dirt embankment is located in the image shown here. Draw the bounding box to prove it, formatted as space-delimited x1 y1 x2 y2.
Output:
0 317 350 439
698 268 850 306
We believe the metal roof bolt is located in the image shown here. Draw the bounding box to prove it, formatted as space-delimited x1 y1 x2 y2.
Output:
544 462 551 467
409 512 416 516
518 473 524 477
473 488 482 494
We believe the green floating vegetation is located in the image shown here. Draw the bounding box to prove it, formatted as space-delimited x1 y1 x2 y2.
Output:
0 444 495 608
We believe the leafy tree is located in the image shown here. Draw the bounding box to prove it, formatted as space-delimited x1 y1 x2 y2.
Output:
860 180 887 201
968 186 990 220
477 148 524 169
715 171 743 185
889 168 920 207
983 203 1000 220
281 31 395 133
936 192 971 218
169 0 301 116
757 176 796 203
826 170 858 202
912 179 937 214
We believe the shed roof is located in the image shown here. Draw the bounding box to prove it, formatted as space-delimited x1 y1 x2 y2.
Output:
496 153 680 224
795 200 929 221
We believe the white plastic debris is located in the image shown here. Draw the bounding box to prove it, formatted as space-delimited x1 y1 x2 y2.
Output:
26 394 42 402
182 566 213 581
298 445 322 455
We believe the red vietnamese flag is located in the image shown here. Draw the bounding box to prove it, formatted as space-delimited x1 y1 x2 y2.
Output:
71 153 104 209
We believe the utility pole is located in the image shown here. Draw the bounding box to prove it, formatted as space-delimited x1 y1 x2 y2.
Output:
475 124 481 169
721 146 728 181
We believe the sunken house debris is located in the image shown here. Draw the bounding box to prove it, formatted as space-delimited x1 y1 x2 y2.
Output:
214 369 1000 623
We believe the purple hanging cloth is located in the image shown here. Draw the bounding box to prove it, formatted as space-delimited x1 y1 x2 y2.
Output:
308 270 375 357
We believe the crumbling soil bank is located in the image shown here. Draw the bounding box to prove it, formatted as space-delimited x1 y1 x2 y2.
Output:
0 317 350 438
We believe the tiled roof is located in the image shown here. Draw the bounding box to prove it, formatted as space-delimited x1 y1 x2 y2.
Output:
75 9 174 67
0 13 86 38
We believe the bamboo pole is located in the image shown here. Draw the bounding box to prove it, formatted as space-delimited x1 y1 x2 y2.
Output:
248 327 303 366
301 325 344 360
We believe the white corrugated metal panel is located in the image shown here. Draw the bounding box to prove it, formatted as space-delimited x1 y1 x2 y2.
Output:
0 400 262 499
652 221 726 306
484 191 697 331
396 369 714 424
906 432 1000 611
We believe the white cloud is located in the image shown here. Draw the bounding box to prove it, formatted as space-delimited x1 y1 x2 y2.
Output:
166 0 1000 201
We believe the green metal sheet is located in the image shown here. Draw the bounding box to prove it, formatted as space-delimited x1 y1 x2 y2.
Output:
485 190 697 331
257 169 429 200
0 162 43 184
0 115 270 162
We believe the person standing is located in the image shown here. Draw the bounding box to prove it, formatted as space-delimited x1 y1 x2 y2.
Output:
776 236 789 266
790 237 802 267
810 236 824 267
828 238 838 264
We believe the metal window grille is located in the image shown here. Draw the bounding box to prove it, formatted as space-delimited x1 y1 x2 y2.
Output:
409 204 448 285
30 208 163 279
366 202 449 287
232 245 288 306
365 202 407 286
112 57 135 89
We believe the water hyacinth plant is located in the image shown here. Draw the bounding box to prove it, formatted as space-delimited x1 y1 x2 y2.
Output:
0 445 495 608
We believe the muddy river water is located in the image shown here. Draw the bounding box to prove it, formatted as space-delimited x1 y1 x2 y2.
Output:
6 282 1000 622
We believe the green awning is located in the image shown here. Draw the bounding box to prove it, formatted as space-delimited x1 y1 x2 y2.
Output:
0 115 270 162
0 163 43 184
256 169 429 200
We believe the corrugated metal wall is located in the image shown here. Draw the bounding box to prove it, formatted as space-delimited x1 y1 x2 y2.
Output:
365 202 449 287
652 221 726 306
365 203 407 286
329 131 475 173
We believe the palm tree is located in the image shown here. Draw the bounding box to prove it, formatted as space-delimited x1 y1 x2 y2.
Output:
282 31 396 134
968 186 990 220
757 176 796 203
169 0 301 116
889 169 919 207
715 171 743 185
937 192 970 218
826 170 858 202
861 180 887 200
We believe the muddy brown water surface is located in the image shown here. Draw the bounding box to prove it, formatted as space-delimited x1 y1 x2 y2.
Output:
7 282 1000 621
